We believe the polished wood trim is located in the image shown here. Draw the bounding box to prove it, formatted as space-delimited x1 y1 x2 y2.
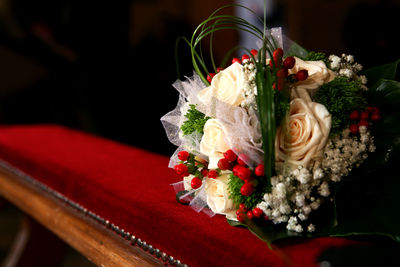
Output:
0 166 163 267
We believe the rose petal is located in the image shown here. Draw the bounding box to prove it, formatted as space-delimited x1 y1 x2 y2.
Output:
275 98 329 168
198 62 246 107
205 174 235 216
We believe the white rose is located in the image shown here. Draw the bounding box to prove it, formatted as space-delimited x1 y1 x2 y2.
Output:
290 57 335 100
198 62 246 107
200 119 230 169
275 98 331 169
205 174 236 220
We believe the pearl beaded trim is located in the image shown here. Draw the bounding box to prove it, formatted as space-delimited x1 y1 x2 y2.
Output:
0 159 187 267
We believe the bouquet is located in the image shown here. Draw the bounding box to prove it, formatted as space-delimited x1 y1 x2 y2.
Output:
161 4 400 244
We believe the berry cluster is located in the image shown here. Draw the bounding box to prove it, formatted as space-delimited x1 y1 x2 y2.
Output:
207 48 309 89
215 149 268 222
217 150 265 197
173 151 208 190
174 148 269 223
236 203 267 223
269 48 308 91
348 106 381 134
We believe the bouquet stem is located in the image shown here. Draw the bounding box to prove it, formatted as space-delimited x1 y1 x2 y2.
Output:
256 59 275 193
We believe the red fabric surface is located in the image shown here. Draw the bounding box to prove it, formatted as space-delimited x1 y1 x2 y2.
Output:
0 125 360 266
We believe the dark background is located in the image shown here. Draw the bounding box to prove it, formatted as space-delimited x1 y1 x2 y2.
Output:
0 0 399 157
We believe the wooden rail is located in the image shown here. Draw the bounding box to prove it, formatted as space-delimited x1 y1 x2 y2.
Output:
0 166 162 267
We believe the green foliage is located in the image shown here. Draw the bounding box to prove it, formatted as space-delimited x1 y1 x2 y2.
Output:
227 174 266 209
362 59 400 86
255 62 276 193
304 51 329 66
180 104 210 136
314 77 367 134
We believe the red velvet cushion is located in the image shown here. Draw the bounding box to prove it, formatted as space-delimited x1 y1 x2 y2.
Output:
0 125 359 266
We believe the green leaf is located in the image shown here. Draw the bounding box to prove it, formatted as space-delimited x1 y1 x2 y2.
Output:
255 62 274 192
227 219 246 227
176 191 190 205
327 73 400 241
227 218 304 246
362 59 400 87
329 167 400 242
368 79 400 113
247 220 303 246
180 104 210 136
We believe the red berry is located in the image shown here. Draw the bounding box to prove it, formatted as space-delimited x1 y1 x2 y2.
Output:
207 73 215 83
236 209 242 216
223 149 237 162
232 57 241 64
270 58 281 68
240 183 254 196
252 208 263 218
296 69 308 81
216 67 224 73
238 167 251 181
263 215 269 221
349 110 360 120
360 111 369 120
246 210 254 220
283 56 295 69
366 106 379 114
269 60 274 68
239 203 247 211
241 54 250 62
273 48 284 61
237 154 249 166
208 170 218 179
358 120 369 128
191 177 202 189
277 68 288 78
177 151 189 161
349 124 359 134
255 164 265 176
244 176 255 183
236 166 251 181
232 165 241 177
217 158 231 170
201 169 208 177
237 212 246 223
371 112 381 121
250 49 258 57
174 164 188 175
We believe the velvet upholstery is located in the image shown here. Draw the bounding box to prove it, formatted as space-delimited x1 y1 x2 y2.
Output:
0 125 359 266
